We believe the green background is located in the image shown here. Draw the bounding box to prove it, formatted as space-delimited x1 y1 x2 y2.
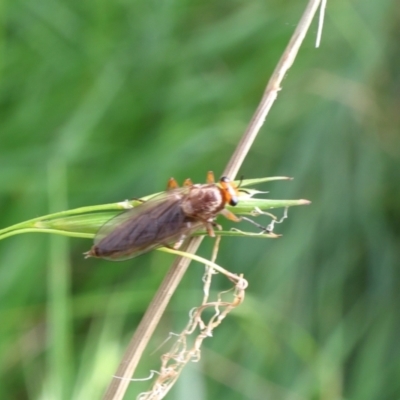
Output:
1 0 399 399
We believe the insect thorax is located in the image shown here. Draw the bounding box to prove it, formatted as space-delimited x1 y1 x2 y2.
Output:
181 184 225 220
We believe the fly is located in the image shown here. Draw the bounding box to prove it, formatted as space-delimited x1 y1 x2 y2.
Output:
84 171 244 261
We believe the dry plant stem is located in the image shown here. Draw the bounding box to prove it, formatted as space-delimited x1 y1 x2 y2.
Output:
223 0 323 179
103 1 322 399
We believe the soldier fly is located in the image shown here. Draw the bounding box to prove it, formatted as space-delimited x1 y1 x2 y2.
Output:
84 171 257 261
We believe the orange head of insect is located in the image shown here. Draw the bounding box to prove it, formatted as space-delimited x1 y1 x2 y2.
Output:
219 176 239 206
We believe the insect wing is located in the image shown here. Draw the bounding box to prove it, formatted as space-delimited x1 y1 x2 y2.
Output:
93 189 200 260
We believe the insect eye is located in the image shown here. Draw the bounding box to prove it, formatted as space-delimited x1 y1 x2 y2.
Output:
229 197 238 206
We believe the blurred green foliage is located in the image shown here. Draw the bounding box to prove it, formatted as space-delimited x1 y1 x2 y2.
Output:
1 0 399 399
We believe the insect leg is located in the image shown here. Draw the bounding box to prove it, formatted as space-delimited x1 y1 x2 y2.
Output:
167 177 179 190
183 178 193 186
220 208 271 233
220 208 241 222
205 221 216 237
206 171 215 183
204 221 222 237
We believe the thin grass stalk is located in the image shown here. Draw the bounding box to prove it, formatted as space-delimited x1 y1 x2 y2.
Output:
103 1 323 398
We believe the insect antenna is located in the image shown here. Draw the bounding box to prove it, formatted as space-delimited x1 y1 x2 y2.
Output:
238 175 244 188
237 174 253 196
